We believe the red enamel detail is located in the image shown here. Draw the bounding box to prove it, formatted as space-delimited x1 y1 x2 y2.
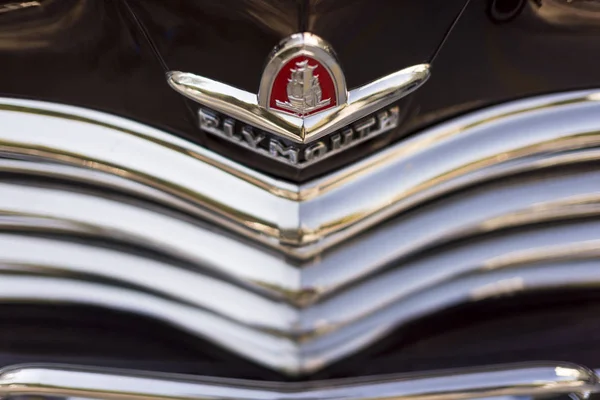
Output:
269 56 336 117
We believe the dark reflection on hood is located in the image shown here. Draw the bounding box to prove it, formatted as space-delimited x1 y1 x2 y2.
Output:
239 0 298 37
124 0 299 93
0 0 192 143
0 0 97 50
528 0 600 29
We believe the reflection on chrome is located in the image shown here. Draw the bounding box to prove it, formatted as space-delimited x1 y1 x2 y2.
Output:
0 362 596 400
2 92 600 372
168 63 429 144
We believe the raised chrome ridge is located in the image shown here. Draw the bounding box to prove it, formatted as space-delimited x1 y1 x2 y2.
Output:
0 363 595 400
4 91 600 252
4 92 600 372
168 62 429 144
4 233 600 372
3 159 600 303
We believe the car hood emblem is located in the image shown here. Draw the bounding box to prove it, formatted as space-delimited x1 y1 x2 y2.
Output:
167 33 430 166
258 33 345 118
272 59 333 116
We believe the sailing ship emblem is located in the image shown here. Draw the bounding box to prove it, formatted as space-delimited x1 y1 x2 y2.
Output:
265 51 339 118
275 60 331 116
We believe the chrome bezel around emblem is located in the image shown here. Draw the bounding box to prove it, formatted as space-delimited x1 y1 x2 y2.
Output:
257 33 347 116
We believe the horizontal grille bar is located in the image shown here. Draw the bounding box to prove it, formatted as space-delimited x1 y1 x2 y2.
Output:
0 362 595 400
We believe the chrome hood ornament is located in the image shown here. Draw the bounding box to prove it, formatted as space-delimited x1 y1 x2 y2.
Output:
167 33 430 167
258 34 345 118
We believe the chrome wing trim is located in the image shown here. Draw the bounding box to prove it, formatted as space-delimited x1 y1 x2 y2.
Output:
167 64 430 144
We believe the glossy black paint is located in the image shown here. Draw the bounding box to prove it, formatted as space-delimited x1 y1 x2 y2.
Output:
306 0 465 90
0 0 186 133
407 0 600 135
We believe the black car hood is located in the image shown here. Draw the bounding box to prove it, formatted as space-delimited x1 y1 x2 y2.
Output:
2 0 600 181
0 0 466 180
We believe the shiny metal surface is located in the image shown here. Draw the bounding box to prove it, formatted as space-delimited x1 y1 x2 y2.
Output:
300 165 600 298
302 260 600 368
1 160 599 303
0 181 297 297
3 198 600 371
0 362 595 400
0 274 295 369
0 234 294 330
168 36 429 144
295 90 600 252
0 97 296 249
3 91 600 251
4 92 600 372
5 0 600 181
304 219 600 334
6 0 600 380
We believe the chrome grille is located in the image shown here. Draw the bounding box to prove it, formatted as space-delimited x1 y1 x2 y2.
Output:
0 91 600 374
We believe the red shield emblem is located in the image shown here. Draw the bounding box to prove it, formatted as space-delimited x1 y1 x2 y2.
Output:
257 33 349 141
269 56 337 117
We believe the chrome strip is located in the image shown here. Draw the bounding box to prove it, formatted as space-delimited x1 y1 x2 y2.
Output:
2 208 594 338
0 99 298 248
0 363 595 400
300 165 600 298
301 260 600 367
3 230 600 372
0 163 599 305
0 181 297 296
295 91 600 251
304 219 600 334
2 92 600 251
0 234 295 331
0 274 297 370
